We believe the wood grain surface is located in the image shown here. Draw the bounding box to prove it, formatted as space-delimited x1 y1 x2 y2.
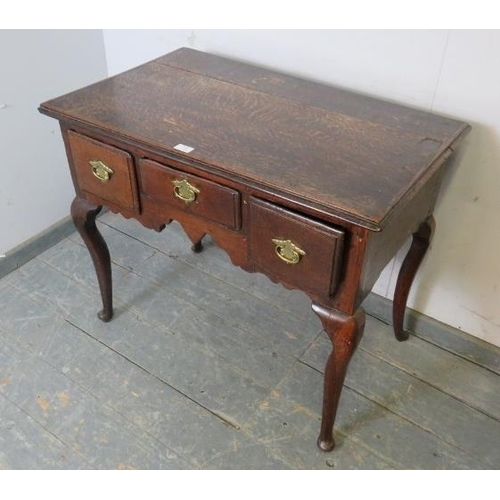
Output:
39 48 470 230
140 158 241 230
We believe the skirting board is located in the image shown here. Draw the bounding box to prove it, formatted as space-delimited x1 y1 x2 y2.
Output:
1 213 498 372
0 216 75 279
363 293 500 375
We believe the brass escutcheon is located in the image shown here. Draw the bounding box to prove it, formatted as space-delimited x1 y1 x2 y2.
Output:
172 178 200 204
272 238 306 265
89 160 114 182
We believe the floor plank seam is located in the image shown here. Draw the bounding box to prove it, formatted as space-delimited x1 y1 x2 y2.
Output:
334 432 403 470
64 318 245 432
4 257 203 363
296 358 323 375
239 416 400 470
342 383 492 469
67 231 160 275
236 356 320 436
3 260 284 427
0 323 201 469
39 239 135 282
364 307 500 375
118 266 314 370
197 437 290 470
116 296 296 391
0 390 95 469
357 344 500 423
408 332 500 378
15 255 102 294
0 275 26 294
0 391 67 450
295 357 493 468
296 329 326 363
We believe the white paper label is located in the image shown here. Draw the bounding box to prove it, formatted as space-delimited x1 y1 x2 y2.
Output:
174 143 195 153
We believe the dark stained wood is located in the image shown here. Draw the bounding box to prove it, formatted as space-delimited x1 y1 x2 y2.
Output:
70 197 113 322
393 216 436 342
140 158 241 230
357 167 444 311
139 195 248 269
191 239 204 254
157 48 466 145
67 131 139 212
39 48 470 231
39 48 470 452
249 198 344 297
311 304 366 451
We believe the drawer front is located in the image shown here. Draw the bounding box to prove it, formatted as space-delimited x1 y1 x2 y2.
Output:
67 131 138 211
140 159 241 230
249 198 344 297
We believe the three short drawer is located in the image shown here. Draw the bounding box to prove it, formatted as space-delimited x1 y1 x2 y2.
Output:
249 198 344 297
67 131 139 211
66 131 344 297
140 159 241 230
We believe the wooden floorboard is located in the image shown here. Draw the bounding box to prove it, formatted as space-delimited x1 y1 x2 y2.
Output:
301 332 500 468
0 390 92 470
359 318 500 421
1 212 499 469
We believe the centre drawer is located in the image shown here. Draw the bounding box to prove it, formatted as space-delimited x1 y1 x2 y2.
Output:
140 159 241 230
249 198 344 297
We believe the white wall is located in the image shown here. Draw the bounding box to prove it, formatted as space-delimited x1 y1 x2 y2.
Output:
0 30 107 255
101 30 499 348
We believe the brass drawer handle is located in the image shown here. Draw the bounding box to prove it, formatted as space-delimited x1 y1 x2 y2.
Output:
272 238 306 265
172 178 200 204
89 160 114 182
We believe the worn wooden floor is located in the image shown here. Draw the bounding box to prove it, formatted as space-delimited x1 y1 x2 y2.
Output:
1 210 499 469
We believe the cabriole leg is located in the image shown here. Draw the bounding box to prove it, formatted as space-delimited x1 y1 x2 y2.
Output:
393 216 435 341
70 197 113 322
312 304 366 451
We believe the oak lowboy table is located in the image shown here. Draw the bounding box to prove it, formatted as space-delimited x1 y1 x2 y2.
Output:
39 48 470 451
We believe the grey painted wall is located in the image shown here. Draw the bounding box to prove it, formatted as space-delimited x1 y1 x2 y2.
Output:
0 30 107 255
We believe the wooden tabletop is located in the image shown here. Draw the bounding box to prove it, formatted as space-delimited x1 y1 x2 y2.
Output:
39 48 470 230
